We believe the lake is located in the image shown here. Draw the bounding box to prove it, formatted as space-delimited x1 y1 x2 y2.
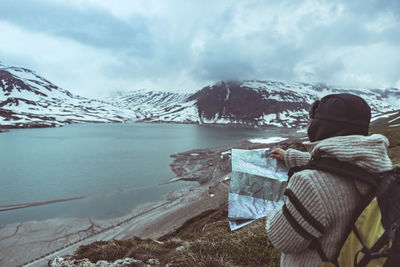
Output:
0 123 295 225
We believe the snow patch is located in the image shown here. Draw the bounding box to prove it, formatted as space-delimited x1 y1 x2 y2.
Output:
389 116 400 123
225 83 231 101
371 111 399 122
220 150 231 159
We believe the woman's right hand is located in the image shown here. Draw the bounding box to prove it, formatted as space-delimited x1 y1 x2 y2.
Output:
270 148 286 161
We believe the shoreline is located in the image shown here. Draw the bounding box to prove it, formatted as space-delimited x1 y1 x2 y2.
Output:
0 132 305 267
0 171 230 267
0 196 86 212
0 120 301 132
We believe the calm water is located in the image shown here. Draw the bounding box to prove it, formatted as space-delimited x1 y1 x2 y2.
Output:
0 123 294 224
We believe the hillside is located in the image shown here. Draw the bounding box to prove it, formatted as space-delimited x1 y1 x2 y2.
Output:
371 109 400 128
370 118 400 167
0 64 135 128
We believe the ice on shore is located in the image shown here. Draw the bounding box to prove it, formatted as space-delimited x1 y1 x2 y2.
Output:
220 150 231 159
248 137 288 144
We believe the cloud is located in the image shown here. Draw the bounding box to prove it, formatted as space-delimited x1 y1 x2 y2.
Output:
0 0 152 57
0 21 134 97
0 0 400 97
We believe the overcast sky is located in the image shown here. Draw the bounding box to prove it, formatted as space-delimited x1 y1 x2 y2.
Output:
1 0 400 98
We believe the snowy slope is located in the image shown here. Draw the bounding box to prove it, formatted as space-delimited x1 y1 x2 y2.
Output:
107 90 199 123
0 64 136 128
371 109 400 128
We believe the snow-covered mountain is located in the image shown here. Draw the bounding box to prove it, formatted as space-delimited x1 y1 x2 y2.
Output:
184 80 400 128
0 64 135 128
111 80 400 128
1 63 400 129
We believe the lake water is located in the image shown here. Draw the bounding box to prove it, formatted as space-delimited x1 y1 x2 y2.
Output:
0 123 295 225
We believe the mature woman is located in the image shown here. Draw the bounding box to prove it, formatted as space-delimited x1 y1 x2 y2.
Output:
267 94 393 266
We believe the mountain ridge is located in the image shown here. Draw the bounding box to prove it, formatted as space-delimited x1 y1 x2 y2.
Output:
1 63 400 129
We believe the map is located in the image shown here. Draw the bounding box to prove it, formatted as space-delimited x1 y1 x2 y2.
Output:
228 149 288 230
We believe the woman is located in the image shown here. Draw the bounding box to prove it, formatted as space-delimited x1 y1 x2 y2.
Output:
266 93 393 266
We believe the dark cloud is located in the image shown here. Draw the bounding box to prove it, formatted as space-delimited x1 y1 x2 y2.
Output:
345 0 400 16
192 51 255 81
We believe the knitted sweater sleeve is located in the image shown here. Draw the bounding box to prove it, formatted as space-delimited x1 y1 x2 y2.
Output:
284 148 311 168
265 170 328 253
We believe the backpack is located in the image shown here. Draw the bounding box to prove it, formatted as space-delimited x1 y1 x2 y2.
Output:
288 157 400 267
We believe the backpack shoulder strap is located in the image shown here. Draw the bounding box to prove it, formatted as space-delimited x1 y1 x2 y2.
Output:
288 157 379 187
287 157 381 265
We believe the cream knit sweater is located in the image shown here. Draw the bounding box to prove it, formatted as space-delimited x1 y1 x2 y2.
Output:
265 134 392 267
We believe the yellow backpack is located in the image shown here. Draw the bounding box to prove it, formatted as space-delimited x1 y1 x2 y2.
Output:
288 157 400 267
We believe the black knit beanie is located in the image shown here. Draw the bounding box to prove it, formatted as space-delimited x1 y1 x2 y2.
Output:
307 93 371 142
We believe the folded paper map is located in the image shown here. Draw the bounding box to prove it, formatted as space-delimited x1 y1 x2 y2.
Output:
228 149 288 230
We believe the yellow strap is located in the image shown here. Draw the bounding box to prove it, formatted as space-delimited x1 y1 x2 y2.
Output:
319 262 336 267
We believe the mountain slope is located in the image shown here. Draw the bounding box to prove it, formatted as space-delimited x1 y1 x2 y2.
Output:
1 62 400 129
185 80 400 128
107 90 199 124
0 64 136 128
371 109 400 128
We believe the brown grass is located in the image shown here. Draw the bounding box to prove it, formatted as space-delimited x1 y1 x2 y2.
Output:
74 237 179 263
74 205 280 266
165 212 280 266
